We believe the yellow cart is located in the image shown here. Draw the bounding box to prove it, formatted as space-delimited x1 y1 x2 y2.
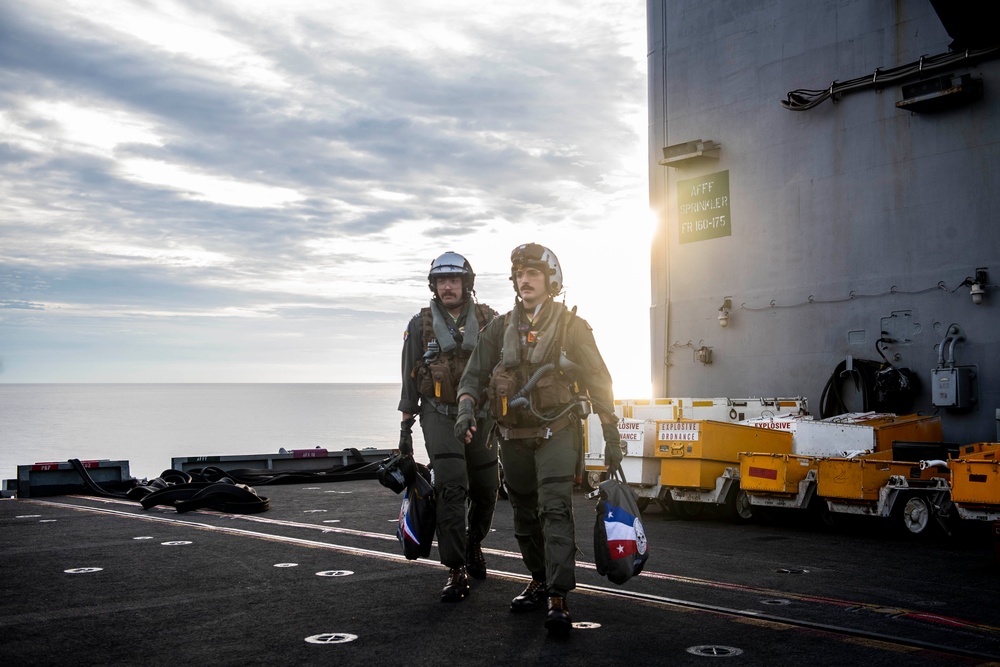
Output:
816 450 951 535
949 442 1000 522
581 396 808 510
655 420 792 521
739 414 944 516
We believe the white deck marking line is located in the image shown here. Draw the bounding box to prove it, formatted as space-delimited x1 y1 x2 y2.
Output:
58 494 523 559
230 512 524 560
22 498 507 574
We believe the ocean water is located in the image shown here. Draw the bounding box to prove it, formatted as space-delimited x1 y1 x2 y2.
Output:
0 384 427 483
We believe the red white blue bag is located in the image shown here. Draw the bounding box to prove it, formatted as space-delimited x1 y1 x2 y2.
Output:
397 464 436 560
593 469 649 584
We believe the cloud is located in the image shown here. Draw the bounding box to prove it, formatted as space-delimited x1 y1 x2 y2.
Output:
1 300 45 310
0 0 648 385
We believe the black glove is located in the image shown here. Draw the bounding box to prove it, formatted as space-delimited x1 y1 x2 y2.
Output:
399 416 415 456
454 399 476 442
602 422 624 471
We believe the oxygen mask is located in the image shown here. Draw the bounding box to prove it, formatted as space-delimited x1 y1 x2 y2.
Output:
376 452 417 494
423 339 440 362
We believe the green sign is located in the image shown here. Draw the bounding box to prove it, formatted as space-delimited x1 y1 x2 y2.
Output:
677 170 730 243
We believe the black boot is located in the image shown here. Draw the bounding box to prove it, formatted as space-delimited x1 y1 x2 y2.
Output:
509 579 547 612
440 567 470 602
466 539 487 580
544 595 572 636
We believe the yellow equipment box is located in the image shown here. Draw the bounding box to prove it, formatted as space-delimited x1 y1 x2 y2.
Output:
742 413 942 457
949 443 1000 505
656 420 792 490
739 452 816 495
816 450 939 501
737 414 943 498
953 442 1000 460
850 413 943 453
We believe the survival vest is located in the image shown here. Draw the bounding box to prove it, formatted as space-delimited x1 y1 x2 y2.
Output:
488 303 579 430
413 303 494 405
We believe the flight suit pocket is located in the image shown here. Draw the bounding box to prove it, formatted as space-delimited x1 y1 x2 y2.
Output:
428 359 456 403
489 367 519 423
413 365 435 398
533 372 572 411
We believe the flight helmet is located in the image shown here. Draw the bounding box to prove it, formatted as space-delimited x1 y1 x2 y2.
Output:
428 251 475 297
510 242 563 296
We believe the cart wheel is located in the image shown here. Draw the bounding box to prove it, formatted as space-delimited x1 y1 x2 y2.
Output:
636 497 651 513
724 488 754 523
672 500 703 520
583 470 606 493
807 494 836 530
898 496 933 536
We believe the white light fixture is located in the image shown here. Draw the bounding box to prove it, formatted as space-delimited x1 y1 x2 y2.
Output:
967 268 989 305
970 282 985 305
718 297 732 327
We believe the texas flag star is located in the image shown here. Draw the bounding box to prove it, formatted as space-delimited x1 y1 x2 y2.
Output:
603 502 642 561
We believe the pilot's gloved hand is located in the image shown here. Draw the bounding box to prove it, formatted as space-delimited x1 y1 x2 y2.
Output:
602 422 624 472
399 416 416 456
455 399 476 443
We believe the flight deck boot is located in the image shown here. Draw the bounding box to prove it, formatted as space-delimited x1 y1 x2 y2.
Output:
544 595 572 636
509 578 546 612
440 566 470 602
466 538 487 580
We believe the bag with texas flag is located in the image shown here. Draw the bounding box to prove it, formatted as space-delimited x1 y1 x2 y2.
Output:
593 469 649 584
397 463 436 560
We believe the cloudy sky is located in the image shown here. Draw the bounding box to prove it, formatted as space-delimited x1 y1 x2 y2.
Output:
0 0 652 395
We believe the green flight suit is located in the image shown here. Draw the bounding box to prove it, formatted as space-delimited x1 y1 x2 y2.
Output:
457 298 616 596
399 299 499 569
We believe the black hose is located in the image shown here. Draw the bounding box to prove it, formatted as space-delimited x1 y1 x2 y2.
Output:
509 362 555 408
819 360 878 418
819 358 919 418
